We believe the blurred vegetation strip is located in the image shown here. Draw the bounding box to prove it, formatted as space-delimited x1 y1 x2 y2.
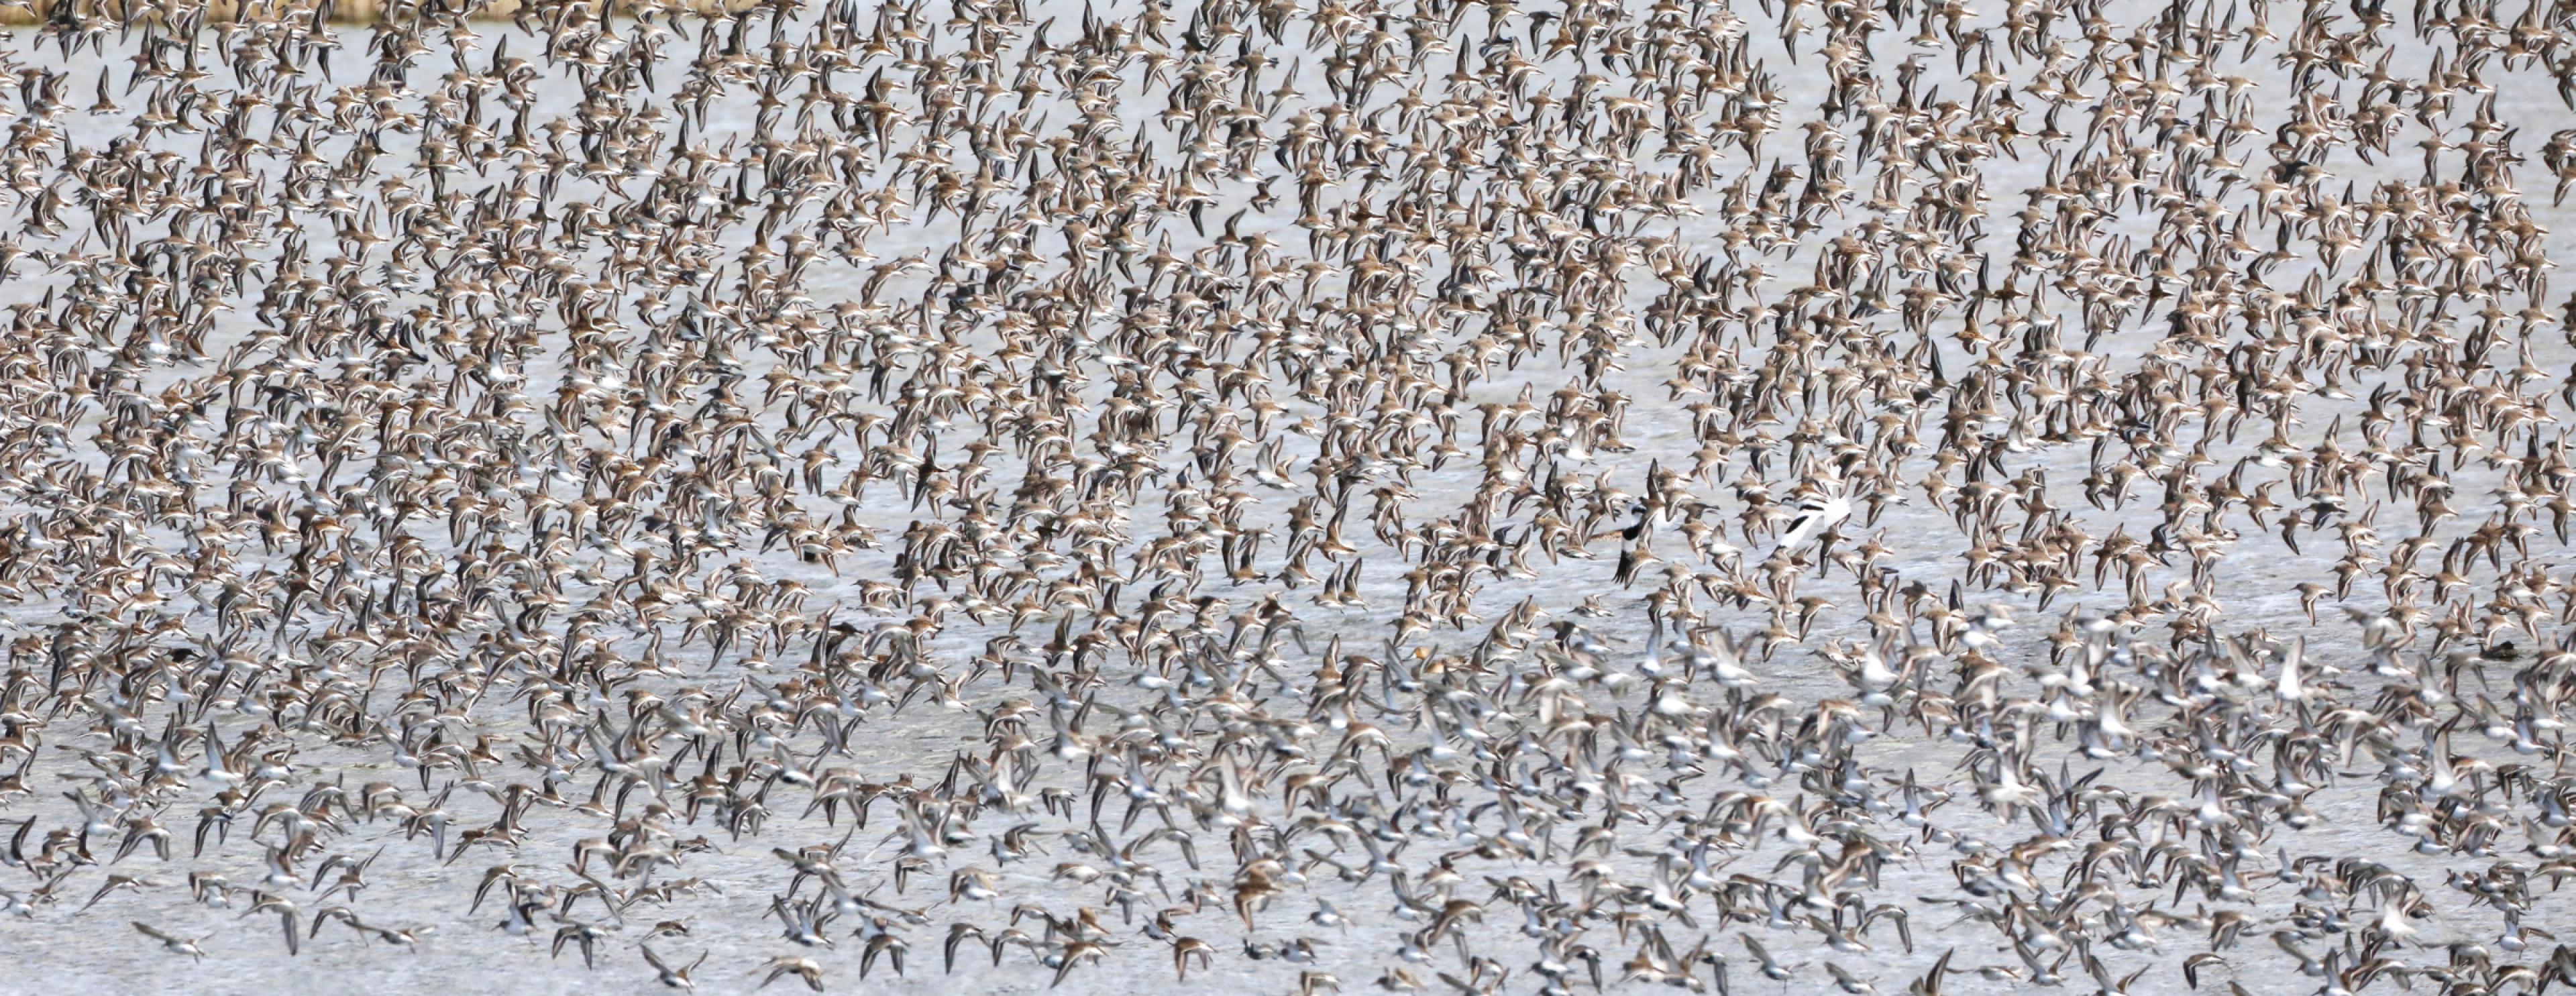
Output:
0 0 763 25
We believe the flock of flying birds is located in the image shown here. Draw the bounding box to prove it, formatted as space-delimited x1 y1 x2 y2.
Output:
2 0 2576 990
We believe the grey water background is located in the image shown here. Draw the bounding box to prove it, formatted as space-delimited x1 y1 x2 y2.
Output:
0 0 2568 993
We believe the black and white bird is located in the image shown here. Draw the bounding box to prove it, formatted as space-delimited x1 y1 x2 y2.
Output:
1772 484 1855 564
